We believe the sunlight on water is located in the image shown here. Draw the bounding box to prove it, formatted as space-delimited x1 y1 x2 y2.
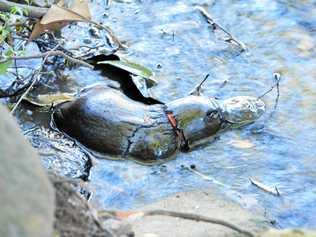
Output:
15 0 316 228
88 0 316 228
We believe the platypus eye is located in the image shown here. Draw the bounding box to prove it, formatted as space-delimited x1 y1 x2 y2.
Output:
206 110 218 117
205 110 220 123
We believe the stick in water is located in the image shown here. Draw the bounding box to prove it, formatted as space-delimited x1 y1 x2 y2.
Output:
196 6 246 51
249 177 281 196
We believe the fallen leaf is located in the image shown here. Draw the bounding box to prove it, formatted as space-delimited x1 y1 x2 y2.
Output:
24 92 75 107
30 20 70 40
29 0 91 40
98 59 157 86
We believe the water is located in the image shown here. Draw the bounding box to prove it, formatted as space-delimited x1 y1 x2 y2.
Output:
7 0 316 228
88 0 316 228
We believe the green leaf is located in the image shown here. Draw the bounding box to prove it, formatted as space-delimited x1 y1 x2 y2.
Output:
10 6 24 16
0 47 14 74
98 59 157 87
0 60 12 74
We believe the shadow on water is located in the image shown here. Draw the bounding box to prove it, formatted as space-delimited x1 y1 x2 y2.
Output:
10 0 316 228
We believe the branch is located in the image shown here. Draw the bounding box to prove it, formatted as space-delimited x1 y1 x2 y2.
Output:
1 50 94 69
196 6 246 51
0 0 47 18
249 178 281 196
143 210 255 237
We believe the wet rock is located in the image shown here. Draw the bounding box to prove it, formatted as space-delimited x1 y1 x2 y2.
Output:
260 229 316 237
101 218 134 237
130 189 269 237
0 105 55 237
51 173 133 237
26 127 92 179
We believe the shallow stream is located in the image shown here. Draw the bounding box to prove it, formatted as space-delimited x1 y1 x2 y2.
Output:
6 0 316 228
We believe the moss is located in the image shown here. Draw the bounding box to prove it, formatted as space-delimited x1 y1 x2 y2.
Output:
150 140 163 150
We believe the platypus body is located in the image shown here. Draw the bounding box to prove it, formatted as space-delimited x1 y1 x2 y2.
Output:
53 84 265 164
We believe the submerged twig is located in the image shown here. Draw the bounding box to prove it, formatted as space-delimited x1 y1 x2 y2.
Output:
98 209 255 237
189 74 210 96
1 50 94 69
249 177 281 196
196 6 246 51
185 165 227 187
258 72 281 112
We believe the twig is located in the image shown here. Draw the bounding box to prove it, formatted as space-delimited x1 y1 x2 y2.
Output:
185 165 227 187
10 44 59 114
0 0 47 18
196 6 246 51
1 50 94 69
0 0 125 49
99 209 255 237
257 72 281 116
273 73 280 110
10 72 38 114
249 177 281 196
189 74 210 96
58 6 126 49
258 73 281 100
0 79 33 98
144 210 255 237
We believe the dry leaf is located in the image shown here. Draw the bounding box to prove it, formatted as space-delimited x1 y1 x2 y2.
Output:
23 92 75 107
69 0 91 20
30 20 70 40
29 0 91 40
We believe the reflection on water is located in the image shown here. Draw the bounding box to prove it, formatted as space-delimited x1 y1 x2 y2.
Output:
16 0 316 228
88 0 316 228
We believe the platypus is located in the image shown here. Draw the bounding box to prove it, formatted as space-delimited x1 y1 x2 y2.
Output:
52 84 265 164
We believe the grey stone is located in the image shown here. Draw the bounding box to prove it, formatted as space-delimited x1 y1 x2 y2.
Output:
0 105 55 237
130 189 269 237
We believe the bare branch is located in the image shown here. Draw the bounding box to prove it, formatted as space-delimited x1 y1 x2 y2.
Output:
0 0 47 18
196 6 246 51
1 50 94 69
10 45 60 114
143 210 255 237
